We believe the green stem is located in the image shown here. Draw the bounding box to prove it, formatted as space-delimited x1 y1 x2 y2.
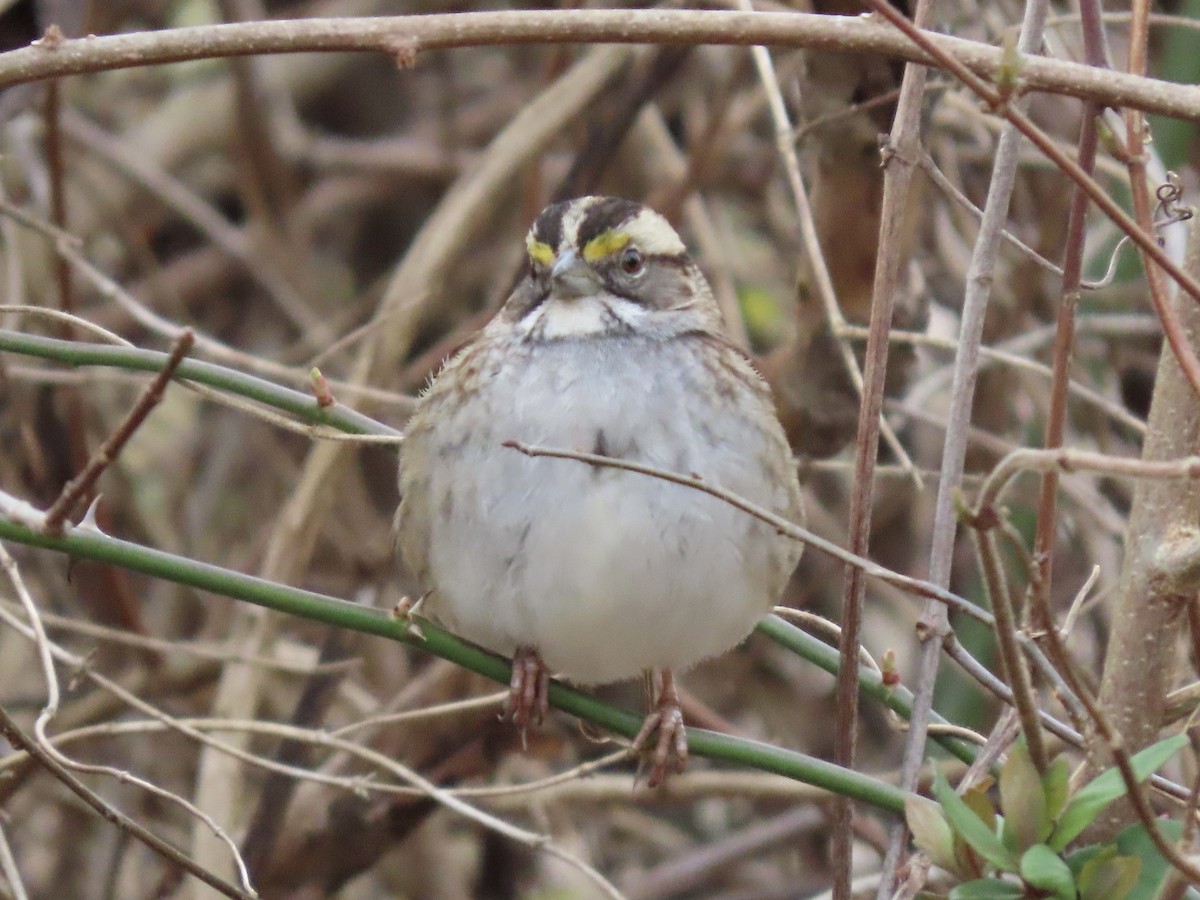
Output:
0 329 397 438
0 515 909 814
757 616 979 767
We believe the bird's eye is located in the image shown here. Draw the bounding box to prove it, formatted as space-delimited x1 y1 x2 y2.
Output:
620 247 645 275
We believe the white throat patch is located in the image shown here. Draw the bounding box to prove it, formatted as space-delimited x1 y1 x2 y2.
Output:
522 295 646 339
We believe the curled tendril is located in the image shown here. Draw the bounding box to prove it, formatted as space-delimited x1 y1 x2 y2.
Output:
1154 171 1193 233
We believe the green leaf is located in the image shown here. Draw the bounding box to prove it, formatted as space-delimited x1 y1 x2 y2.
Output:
1049 734 1187 851
933 768 1018 872
1114 818 1187 899
1042 756 1070 824
907 796 962 877
948 878 1025 899
1077 850 1140 900
964 786 998 832
1066 844 1107 879
1019 844 1075 900
1000 741 1046 852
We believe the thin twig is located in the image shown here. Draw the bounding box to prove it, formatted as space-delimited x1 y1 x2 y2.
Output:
43 80 72 328
0 329 399 441
976 446 1200 516
916 149 1126 291
501 439 988 623
770 607 882 675
0 685 584 804
42 329 194 533
739 7 919 483
0 704 255 900
505 439 1200 660
737 12 915 890
876 319 1147 436
0 714 858 805
0 491 47 531
0 178 24 313
60 110 331 344
864 0 940 889
941 635 1080 749
0 820 28 900
0 304 131 345
0 597 357 675
627 806 823 900
1041 625 1200 883
1062 565 1102 637
42 73 91 521
917 0 1053 786
329 692 508 738
0 539 257 895
971 527 1049 771
1030 0 1110 639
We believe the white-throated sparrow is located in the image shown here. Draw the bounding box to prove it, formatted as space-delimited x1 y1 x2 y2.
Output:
397 196 803 784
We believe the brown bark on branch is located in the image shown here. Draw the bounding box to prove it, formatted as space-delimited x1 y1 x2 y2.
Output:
0 11 1196 119
1094 219 1200 836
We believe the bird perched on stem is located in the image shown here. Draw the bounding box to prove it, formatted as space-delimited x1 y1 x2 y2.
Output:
397 196 803 785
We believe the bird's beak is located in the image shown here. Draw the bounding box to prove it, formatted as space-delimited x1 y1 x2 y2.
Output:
550 248 601 299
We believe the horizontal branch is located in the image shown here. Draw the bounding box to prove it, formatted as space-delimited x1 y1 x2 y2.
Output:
1 11 1196 119
0 513 911 813
0 329 396 440
756 616 978 765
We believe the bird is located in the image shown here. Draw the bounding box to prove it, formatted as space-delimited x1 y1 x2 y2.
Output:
397 196 804 785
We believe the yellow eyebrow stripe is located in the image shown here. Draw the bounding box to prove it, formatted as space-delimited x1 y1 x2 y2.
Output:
527 238 555 267
582 229 631 263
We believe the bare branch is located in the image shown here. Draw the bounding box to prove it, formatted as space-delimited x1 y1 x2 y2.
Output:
0 12 1192 119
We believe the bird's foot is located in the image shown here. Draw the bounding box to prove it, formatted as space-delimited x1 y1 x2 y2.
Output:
504 646 550 746
632 669 688 788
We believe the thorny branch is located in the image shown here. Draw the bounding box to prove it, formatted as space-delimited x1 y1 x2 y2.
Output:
42 330 194 533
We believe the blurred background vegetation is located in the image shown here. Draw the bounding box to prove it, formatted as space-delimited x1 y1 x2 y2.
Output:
1 1 1200 898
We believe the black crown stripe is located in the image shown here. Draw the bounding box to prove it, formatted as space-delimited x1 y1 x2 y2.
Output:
575 197 643 250
532 199 573 251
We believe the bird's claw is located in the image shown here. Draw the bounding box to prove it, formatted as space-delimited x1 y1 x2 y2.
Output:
631 671 688 788
504 647 550 746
